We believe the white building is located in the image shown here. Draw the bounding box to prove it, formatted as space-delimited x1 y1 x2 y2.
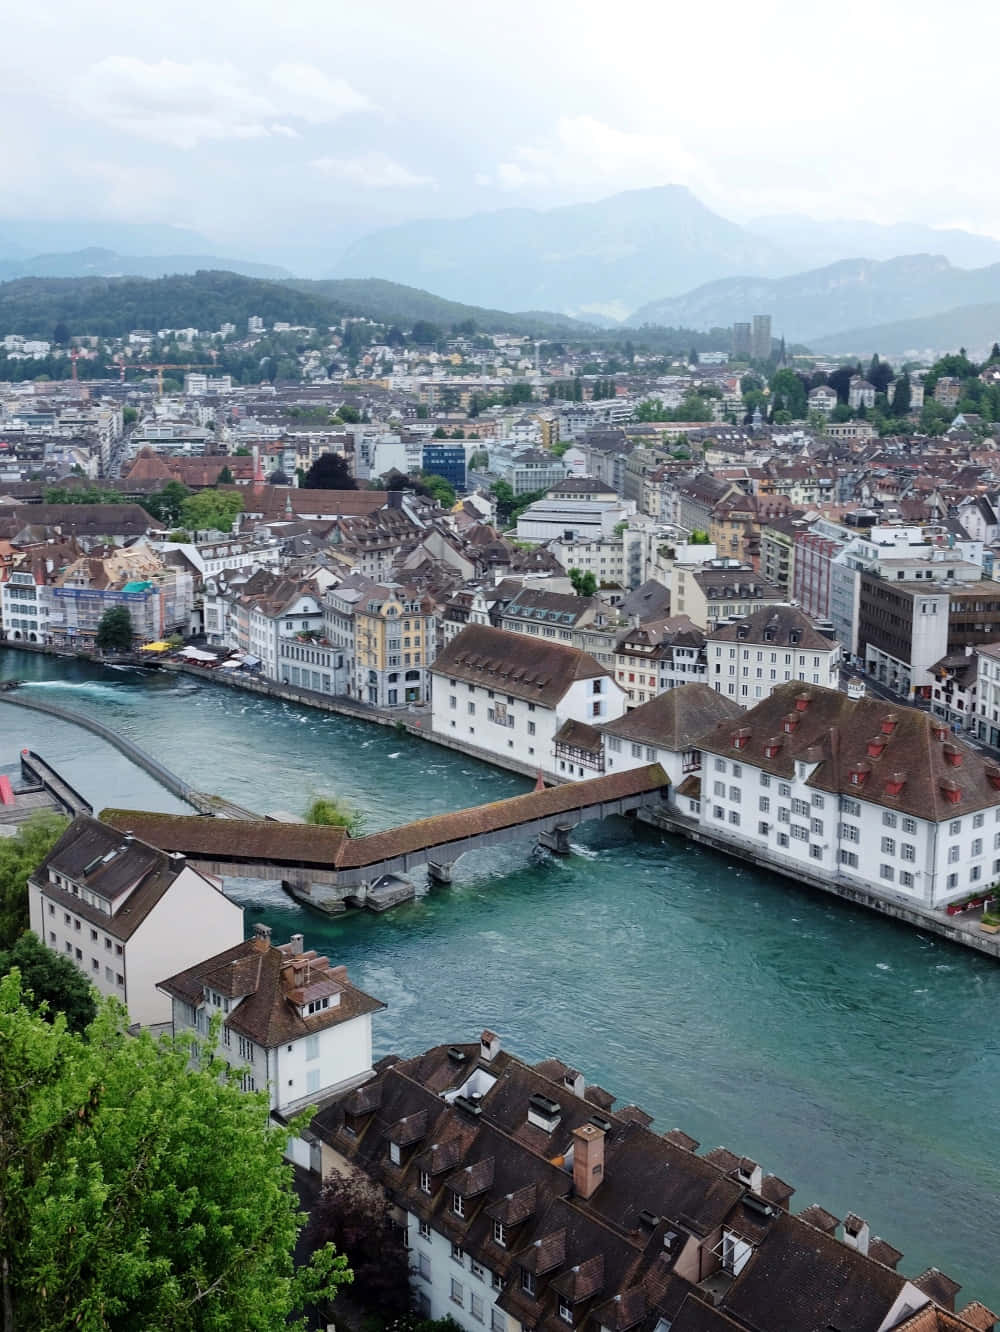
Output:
974 642 1000 747
29 815 244 1027
516 496 635 545
706 606 841 706
158 925 384 1129
807 385 838 416
431 624 626 779
696 681 1000 909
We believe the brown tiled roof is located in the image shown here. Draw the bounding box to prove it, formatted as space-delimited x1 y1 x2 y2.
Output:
101 810 347 870
914 1268 963 1309
8 503 156 536
956 1304 999 1331
759 1174 794 1210
663 1129 700 1152
601 683 742 751
157 937 384 1048
708 604 836 650
869 1237 904 1270
554 718 604 752
486 1184 537 1225
519 1229 566 1275
550 1253 604 1301
388 1110 428 1147
797 1203 839 1233
695 681 1000 822
447 1157 495 1198
236 485 388 518
591 1289 647 1332
432 624 611 707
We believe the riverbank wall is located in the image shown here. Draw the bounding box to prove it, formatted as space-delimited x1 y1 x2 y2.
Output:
5 646 1000 961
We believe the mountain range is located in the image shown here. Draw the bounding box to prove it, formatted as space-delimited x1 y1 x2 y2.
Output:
0 247 292 283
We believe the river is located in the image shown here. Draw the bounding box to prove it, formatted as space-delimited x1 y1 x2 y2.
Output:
1 647 997 1306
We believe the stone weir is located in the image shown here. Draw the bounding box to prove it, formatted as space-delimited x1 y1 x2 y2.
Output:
101 764 669 913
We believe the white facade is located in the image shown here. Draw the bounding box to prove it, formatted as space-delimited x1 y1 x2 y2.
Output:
431 671 626 779
407 1211 511 1332
975 644 1000 746
516 497 635 545
698 751 1000 909
30 862 244 1028
707 639 841 706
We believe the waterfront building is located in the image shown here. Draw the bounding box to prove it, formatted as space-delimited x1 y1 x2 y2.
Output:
29 814 243 1027
158 924 384 1145
695 681 1000 909
431 624 626 778
44 544 194 647
973 641 1000 745
311 1030 982 1332
354 581 437 708
706 606 841 706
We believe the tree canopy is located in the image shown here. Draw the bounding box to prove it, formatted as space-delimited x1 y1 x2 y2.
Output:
143 480 190 527
304 452 357 491
179 488 244 534
0 813 68 951
569 567 597 597
95 605 135 653
0 973 350 1330
0 931 96 1033
421 473 457 508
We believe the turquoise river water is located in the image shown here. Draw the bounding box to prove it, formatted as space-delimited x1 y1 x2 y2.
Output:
0 648 997 1305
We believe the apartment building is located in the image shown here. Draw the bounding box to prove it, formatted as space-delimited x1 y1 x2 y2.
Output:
355 582 437 707
706 607 841 706
29 815 243 1027
671 560 786 631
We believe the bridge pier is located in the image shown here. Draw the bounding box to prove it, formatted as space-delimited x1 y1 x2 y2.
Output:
537 823 574 855
426 860 455 885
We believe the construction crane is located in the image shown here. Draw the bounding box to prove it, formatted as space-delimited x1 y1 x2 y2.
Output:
114 357 219 396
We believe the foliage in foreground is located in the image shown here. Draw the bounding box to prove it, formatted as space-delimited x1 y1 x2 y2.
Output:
0 930 96 1031
95 605 135 653
307 1171 411 1315
305 795 366 836
0 974 351 1331
0 811 68 950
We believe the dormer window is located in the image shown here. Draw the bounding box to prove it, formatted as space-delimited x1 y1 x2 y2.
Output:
521 1269 536 1297
306 997 330 1015
452 1192 465 1218
389 1142 402 1166
559 1300 574 1324
419 1170 432 1194
493 1220 507 1247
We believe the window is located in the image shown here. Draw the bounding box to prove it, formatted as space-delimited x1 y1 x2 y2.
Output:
810 844 823 860
842 797 860 816
948 845 960 864
791 824 808 840
758 822 770 836
521 1270 536 1297
972 838 983 857
902 817 917 834
471 1260 486 1280
389 1142 402 1166
947 872 959 889
493 1309 506 1332
713 806 724 821
493 1219 506 1247
559 1301 574 1325
900 871 915 888
471 1294 485 1323
452 1242 465 1263
950 820 962 835
417 1252 432 1283
728 811 740 826
881 837 895 855
971 865 982 882
811 818 823 835
777 832 790 848
901 843 915 862
714 781 725 797
974 812 985 829
732 763 742 777
777 807 790 823
840 849 859 868
419 1170 432 1194
632 743 643 758
778 783 791 798
792 798 809 816
759 796 770 813
880 864 894 881
715 758 726 772
811 794 825 809
305 1033 320 1060
419 1220 431 1240
883 812 897 828
729 786 741 803
238 1036 254 1061
453 1194 465 1219
451 1279 464 1307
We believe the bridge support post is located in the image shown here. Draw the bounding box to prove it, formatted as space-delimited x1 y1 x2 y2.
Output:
426 860 455 885
537 823 573 855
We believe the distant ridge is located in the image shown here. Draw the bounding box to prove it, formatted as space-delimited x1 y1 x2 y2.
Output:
0 248 292 283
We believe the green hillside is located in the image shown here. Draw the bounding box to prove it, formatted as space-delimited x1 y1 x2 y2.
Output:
810 300 1000 357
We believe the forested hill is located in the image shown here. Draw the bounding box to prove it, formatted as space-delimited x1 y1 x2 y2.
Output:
0 271 595 340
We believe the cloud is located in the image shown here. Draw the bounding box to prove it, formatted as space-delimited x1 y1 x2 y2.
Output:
311 153 433 189
76 57 372 147
479 115 707 194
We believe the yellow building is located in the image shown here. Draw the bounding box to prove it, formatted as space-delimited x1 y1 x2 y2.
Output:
354 583 437 708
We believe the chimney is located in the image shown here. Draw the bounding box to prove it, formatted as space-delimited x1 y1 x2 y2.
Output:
563 1068 586 1098
736 1157 763 1194
288 932 304 954
846 679 865 702
842 1213 870 1256
253 923 272 943
480 1029 501 1062
572 1123 605 1200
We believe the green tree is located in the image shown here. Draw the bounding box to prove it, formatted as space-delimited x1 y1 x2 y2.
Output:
304 452 356 490
143 479 190 527
0 813 68 950
769 369 808 419
0 973 350 1330
217 464 235 485
433 426 448 438
569 567 597 597
337 403 361 424
0 931 96 1032
892 371 912 416
305 796 365 836
635 398 666 422
95 605 134 653
421 473 457 508
306 1171 409 1315
122 406 138 426
180 488 245 534
689 529 710 544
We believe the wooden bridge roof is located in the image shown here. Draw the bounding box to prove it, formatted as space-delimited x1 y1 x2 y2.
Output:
100 764 667 874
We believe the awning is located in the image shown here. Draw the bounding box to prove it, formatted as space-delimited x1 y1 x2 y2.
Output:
219 659 241 671
140 641 171 653
180 647 217 662
241 654 262 667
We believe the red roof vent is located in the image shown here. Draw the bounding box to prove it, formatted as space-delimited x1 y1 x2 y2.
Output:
867 736 887 758
884 771 906 797
848 762 871 787
732 727 751 750
782 713 799 734
795 692 812 712
942 744 963 768
764 736 783 758
986 764 1000 790
940 778 962 804
880 715 898 735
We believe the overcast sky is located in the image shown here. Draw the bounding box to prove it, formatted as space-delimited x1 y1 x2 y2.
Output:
2 0 993 267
